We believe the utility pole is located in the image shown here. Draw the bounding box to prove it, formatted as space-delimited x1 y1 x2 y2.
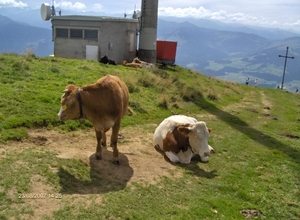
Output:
278 47 294 90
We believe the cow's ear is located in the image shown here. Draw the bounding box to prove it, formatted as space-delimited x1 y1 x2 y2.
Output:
62 85 77 96
62 89 69 93
62 89 71 98
208 128 212 133
178 125 192 135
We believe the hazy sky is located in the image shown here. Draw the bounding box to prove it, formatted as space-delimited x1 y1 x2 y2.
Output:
1 0 300 32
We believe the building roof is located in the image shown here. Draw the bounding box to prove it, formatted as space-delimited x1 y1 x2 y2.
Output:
51 15 138 23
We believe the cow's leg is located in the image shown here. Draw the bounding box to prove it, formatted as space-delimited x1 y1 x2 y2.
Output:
165 151 180 163
110 121 121 165
95 130 103 160
101 131 107 147
177 149 193 164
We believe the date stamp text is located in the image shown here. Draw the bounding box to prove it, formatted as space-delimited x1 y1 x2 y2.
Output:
18 193 62 199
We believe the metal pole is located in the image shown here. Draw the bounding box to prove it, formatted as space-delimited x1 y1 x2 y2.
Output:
279 47 294 90
280 47 288 90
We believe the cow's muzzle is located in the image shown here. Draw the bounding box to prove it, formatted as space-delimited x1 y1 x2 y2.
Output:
204 152 210 157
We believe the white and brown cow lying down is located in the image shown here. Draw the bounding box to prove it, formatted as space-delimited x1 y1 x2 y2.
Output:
57 74 130 164
153 115 214 164
122 60 142 68
132 57 155 69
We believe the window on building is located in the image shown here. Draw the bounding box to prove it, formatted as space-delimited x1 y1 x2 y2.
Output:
56 28 68 38
70 29 83 38
84 30 98 40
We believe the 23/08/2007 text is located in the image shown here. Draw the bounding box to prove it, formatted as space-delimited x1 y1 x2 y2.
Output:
18 193 62 199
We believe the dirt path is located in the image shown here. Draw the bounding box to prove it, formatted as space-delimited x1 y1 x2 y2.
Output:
4 126 178 184
2 125 182 218
222 90 273 115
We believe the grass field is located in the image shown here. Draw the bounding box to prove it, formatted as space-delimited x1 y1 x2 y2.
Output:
0 53 299 219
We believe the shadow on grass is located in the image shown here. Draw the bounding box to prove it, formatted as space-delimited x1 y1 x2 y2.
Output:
195 91 300 166
58 147 133 194
158 148 218 179
180 162 218 179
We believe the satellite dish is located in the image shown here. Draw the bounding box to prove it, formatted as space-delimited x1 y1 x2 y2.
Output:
132 10 141 19
40 3 52 21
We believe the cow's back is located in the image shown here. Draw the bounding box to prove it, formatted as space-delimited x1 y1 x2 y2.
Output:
83 75 129 119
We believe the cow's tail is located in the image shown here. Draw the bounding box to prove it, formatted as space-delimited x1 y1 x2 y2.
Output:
127 107 135 116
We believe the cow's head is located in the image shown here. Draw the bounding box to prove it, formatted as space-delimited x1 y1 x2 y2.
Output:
57 84 80 121
177 122 211 160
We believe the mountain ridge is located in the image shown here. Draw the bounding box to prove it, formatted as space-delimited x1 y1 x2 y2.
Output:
159 16 300 40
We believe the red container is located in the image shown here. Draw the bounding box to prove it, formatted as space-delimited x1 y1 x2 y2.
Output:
156 40 177 65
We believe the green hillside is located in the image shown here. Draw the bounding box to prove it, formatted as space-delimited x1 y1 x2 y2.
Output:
0 53 299 219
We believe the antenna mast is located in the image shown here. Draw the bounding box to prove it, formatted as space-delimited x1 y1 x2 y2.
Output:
51 0 56 16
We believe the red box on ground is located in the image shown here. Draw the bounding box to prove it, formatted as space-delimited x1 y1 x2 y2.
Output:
156 40 177 65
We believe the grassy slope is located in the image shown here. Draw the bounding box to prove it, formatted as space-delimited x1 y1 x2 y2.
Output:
0 53 299 219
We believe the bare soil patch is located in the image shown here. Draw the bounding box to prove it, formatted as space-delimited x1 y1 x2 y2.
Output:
1 126 180 218
4 126 178 185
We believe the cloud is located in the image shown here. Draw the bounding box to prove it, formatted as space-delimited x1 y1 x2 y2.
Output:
58 1 86 11
93 3 103 11
158 6 300 30
0 0 27 8
284 20 300 28
210 10 227 20
158 6 210 18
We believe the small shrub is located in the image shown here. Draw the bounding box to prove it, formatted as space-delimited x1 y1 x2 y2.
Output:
171 76 179 83
180 86 203 102
78 65 91 70
12 60 29 71
23 49 36 61
170 96 178 103
137 72 158 88
172 102 179 109
129 101 147 113
153 69 170 79
207 93 219 101
12 61 22 71
158 94 169 109
137 77 154 88
50 66 60 73
127 82 140 93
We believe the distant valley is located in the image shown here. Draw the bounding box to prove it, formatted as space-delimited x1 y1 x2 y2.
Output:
157 19 300 91
0 8 299 91
0 14 52 56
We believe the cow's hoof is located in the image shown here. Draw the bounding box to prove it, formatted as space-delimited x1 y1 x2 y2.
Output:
113 160 120 165
96 155 102 160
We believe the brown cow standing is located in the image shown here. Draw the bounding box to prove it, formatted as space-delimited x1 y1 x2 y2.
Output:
57 74 130 164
